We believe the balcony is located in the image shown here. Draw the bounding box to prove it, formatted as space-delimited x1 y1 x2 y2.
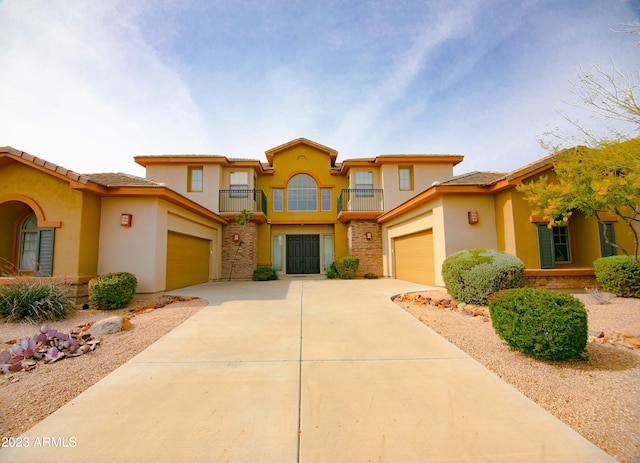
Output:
219 190 267 223
337 189 384 222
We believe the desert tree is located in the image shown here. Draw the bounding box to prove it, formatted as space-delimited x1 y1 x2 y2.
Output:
521 27 640 264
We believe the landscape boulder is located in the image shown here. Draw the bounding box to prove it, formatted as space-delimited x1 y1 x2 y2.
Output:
88 316 132 337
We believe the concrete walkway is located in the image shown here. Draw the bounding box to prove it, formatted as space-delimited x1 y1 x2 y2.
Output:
1 278 615 462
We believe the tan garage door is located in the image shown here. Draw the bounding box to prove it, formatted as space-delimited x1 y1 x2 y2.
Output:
166 232 210 290
394 229 435 285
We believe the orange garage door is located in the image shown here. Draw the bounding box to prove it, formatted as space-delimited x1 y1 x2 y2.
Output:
166 231 210 290
393 229 435 285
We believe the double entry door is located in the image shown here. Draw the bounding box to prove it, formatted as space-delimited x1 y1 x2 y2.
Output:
286 234 320 274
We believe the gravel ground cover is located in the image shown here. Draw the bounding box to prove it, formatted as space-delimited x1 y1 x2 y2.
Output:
395 290 640 463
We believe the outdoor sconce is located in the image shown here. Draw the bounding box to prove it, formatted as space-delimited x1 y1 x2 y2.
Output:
365 231 372 241
233 233 240 243
468 211 479 225
120 213 133 227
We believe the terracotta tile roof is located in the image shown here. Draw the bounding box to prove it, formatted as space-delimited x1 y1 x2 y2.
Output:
1 146 89 184
84 173 164 187
437 171 507 186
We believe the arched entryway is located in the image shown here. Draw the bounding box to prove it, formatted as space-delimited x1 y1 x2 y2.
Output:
0 198 56 276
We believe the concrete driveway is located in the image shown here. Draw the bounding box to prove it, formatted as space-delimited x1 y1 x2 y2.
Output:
0 278 615 462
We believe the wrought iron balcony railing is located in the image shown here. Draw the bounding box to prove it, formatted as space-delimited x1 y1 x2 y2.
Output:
337 189 384 213
219 189 267 215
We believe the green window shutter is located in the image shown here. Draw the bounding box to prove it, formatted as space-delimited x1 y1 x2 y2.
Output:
37 228 55 277
599 222 617 257
536 223 555 269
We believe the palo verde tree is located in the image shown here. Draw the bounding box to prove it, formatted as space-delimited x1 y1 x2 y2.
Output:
228 208 253 281
518 140 640 265
520 26 640 265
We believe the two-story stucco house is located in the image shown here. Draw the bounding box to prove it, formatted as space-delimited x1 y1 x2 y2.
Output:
1 137 634 299
134 138 463 285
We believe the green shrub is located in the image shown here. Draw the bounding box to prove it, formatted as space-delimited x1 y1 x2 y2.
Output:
0 278 74 323
333 256 360 279
441 249 525 305
488 288 588 360
593 255 640 298
363 272 379 279
325 264 337 279
252 266 278 281
89 272 137 310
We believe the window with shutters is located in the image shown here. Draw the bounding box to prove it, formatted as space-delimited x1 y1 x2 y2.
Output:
536 223 571 268
18 214 55 276
19 214 38 272
599 222 617 257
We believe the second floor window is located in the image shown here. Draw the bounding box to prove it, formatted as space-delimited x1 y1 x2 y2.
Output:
188 166 203 192
355 171 373 197
399 166 413 191
273 189 284 212
230 172 248 198
321 188 331 211
288 174 317 211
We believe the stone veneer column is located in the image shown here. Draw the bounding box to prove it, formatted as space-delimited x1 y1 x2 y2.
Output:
221 222 257 279
348 220 383 277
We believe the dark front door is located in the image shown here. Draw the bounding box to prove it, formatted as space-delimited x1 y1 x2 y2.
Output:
286 235 320 274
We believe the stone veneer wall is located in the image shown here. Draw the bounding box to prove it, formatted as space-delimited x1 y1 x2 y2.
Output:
348 220 383 277
524 268 598 289
221 222 257 280
525 274 598 289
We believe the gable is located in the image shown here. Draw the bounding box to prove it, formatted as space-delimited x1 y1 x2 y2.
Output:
264 138 338 166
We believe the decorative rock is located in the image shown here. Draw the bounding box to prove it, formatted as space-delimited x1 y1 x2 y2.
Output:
88 316 132 337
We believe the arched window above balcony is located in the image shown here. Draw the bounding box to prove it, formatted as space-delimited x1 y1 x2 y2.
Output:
287 174 317 211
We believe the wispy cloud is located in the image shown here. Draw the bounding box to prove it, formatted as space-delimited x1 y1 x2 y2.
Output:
0 1 207 175
1 0 638 176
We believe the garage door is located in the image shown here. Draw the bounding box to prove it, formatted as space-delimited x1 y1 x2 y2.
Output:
166 232 210 290
394 229 435 285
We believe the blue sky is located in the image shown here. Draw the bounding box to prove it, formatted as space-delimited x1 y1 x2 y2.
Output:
1 0 639 177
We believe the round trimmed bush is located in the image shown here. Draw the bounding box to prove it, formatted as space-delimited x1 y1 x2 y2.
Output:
441 249 525 305
488 288 587 360
89 272 137 310
593 255 640 298
252 266 278 281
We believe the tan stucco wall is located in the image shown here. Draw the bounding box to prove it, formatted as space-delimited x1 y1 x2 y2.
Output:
380 163 454 212
0 161 100 277
98 197 222 294
441 195 498 257
98 197 163 293
145 163 222 212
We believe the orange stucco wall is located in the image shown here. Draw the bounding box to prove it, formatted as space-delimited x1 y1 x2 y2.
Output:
0 161 100 277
